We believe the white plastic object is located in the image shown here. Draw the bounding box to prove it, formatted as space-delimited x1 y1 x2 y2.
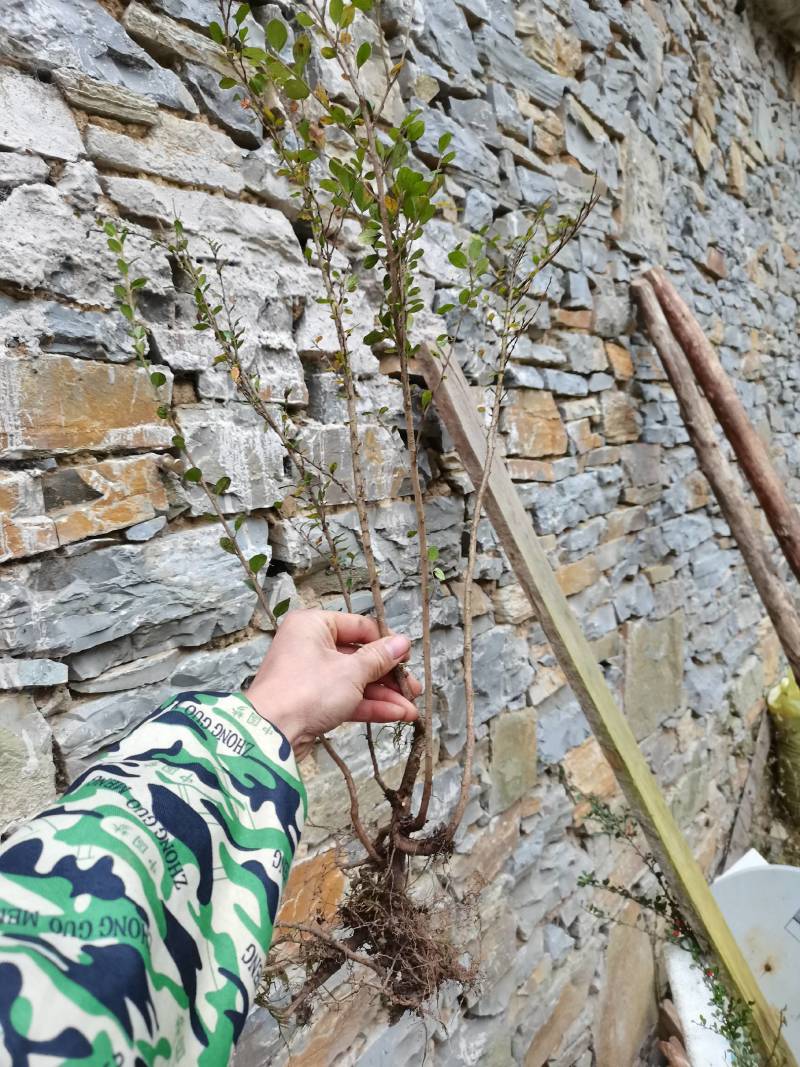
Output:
712 856 800 1057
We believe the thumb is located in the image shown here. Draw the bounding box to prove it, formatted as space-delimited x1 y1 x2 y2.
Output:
352 634 411 687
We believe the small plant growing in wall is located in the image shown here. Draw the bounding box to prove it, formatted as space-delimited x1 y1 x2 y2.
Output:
106 0 595 1024
575 793 786 1067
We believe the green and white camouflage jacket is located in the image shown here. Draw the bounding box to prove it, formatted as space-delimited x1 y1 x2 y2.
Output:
0 691 306 1066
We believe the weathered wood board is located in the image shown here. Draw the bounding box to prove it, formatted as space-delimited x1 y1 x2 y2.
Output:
420 346 793 1064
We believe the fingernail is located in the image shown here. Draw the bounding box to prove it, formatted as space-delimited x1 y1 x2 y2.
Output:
386 634 410 659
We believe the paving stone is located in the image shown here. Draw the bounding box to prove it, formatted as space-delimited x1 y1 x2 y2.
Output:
297 423 410 505
0 183 172 303
593 909 657 1067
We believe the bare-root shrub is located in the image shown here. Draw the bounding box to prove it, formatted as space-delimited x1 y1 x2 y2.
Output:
105 0 596 1027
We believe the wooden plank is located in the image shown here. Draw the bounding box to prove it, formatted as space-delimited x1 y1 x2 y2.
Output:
420 346 793 1064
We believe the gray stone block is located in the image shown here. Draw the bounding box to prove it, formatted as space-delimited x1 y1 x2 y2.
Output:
55 635 269 770
624 611 684 739
474 25 567 108
541 369 589 396
0 0 196 112
0 519 267 657
0 657 68 688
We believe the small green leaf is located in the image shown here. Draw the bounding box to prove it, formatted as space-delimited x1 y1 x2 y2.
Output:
406 119 424 141
329 0 344 24
356 41 371 67
427 545 439 561
172 434 186 450
107 238 123 253
421 388 432 410
208 20 225 43
234 514 246 531
433 566 445 581
213 476 231 494
184 467 203 483
448 248 468 269
407 528 417 538
296 11 313 26
437 132 452 152
120 303 134 321
150 371 167 387
219 536 236 554
234 3 250 25
274 597 291 618
157 405 170 419
284 79 310 100
219 76 237 89
266 17 287 51
249 552 268 573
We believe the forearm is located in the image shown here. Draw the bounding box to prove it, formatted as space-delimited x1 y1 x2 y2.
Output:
0 690 305 1065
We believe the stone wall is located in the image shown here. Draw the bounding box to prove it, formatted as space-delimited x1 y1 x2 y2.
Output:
0 0 798 1063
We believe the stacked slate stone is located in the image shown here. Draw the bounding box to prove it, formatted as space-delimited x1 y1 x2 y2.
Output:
0 0 798 1062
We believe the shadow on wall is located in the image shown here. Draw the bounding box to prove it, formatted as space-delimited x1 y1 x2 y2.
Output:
749 0 800 43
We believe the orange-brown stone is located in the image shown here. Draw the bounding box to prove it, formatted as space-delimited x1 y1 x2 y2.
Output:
0 457 167 561
507 458 562 481
525 965 594 1066
556 555 600 597
277 850 345 927
606 342 634 380
552 308 592 329
563 736 619 821
705 247 727 280
0 471 59 563
567 417 603 454
593 904 657 1067
601 391 641 444
502 390 568 458
0 353 172 454
45 456 168 544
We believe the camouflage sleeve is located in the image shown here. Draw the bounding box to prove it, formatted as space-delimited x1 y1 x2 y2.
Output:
0 690 306 1066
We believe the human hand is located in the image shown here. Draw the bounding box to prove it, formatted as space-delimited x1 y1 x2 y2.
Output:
244 609 421 759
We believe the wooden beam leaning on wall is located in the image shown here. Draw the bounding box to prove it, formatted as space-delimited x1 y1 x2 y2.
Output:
419 345 794 1066
632 277 800 681
645 265 800 588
